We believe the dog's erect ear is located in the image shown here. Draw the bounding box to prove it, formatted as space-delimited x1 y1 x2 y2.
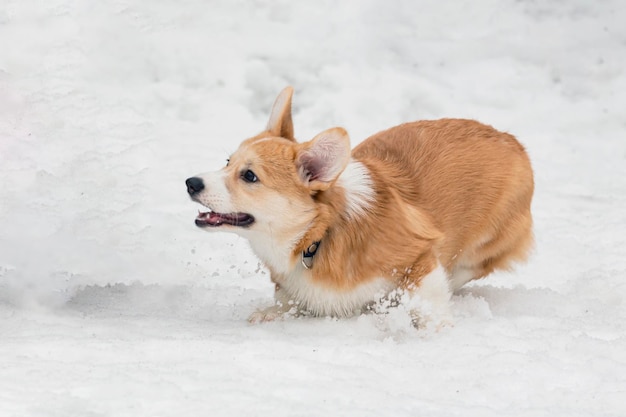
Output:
296 128 351 191
266 86 294 140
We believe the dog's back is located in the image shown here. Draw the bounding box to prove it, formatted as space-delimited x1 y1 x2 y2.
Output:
353 118 534 291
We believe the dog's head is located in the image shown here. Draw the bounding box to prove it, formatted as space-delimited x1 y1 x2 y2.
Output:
186 87 351 259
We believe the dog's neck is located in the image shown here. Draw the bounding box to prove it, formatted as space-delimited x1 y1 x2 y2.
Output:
252 160 377 278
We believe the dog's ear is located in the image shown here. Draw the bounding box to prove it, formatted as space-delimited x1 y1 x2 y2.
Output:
266 86 294 140
296 128 351 191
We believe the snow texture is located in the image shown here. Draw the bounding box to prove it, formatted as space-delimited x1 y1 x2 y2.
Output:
1 0 625 416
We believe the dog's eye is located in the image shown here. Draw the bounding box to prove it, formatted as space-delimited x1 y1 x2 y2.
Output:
242 169 258 183
226 158 230 166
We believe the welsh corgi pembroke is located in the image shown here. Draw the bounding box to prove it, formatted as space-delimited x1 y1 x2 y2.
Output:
186 87 533 327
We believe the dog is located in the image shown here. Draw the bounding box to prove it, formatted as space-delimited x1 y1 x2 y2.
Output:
186 87 533 327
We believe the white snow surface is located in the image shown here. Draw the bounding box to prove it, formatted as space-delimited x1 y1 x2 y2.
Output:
1 0 626 416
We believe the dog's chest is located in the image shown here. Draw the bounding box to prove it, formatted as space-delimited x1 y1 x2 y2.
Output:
278 268 394 317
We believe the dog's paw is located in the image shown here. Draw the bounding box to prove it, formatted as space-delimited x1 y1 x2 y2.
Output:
248 305 287 324
409 307 454 331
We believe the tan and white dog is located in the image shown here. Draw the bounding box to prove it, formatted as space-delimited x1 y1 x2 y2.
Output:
186 87 533 327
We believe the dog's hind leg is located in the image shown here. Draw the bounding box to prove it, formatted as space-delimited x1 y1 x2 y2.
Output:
450 211 533 291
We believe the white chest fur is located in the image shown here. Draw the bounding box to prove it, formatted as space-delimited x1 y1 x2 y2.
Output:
278 267 395 317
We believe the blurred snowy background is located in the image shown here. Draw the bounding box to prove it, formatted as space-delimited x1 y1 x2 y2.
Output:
1 0 625 416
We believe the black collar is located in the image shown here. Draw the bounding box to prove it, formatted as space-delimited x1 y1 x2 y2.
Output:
301 241 321 270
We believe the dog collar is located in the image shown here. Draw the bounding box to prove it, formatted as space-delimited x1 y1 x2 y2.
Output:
301 241 321 270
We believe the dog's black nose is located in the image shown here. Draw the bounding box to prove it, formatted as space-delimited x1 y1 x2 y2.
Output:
186 177 205 195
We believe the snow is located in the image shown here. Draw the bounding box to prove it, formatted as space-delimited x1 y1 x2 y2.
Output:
1 0 625 415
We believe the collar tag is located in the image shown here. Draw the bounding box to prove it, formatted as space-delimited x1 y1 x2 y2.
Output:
301 241 320 270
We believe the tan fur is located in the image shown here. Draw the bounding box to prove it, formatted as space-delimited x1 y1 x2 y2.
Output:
188 87 534 324
352 119 534 289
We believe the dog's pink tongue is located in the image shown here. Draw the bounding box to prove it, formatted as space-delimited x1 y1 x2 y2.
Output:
208 212 226 225
195 211 254 227
197 211 224 225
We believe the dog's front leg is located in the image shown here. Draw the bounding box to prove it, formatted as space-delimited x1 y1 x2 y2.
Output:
248 283 300 323
402 263 453 330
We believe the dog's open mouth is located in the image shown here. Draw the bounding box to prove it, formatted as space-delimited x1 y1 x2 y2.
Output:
195 211 255 227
